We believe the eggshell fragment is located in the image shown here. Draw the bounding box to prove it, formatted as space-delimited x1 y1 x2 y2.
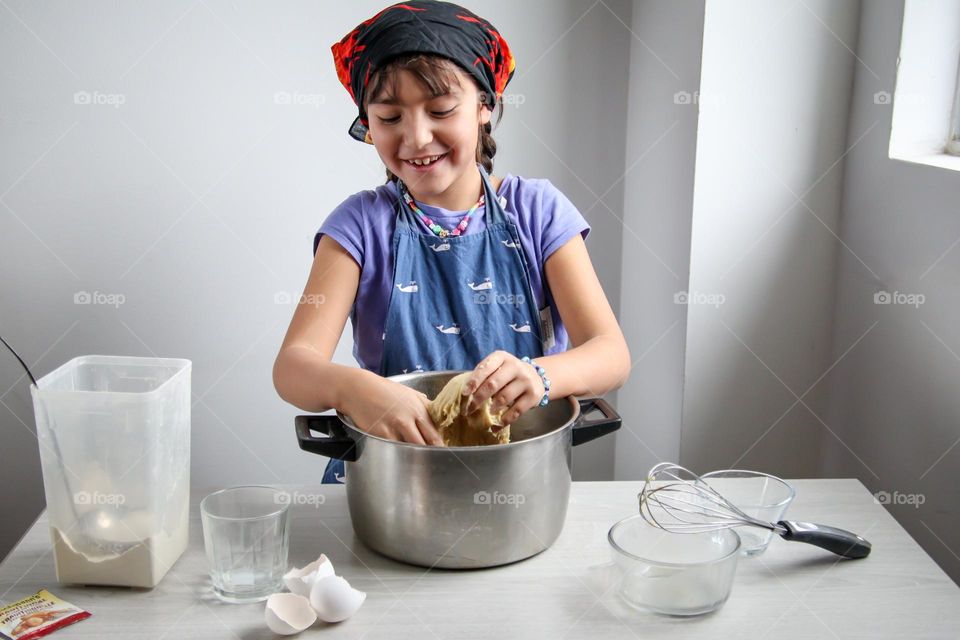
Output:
283 554 335 597
264 593 317 635
308 575 366 623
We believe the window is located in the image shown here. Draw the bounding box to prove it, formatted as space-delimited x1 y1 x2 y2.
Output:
889 0 960 170
947 63 960 157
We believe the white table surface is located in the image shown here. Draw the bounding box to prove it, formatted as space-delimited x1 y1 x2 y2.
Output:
1 479 958 639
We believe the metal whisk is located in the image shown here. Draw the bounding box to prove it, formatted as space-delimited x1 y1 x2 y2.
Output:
639 462 871 559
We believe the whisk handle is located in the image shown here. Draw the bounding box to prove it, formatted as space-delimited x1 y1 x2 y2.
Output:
778 521 872 559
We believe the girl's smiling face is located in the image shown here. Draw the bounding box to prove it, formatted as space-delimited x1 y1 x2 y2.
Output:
365 60 492 208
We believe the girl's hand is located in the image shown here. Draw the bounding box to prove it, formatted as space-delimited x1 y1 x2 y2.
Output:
461 350 546 430
342 371 444 446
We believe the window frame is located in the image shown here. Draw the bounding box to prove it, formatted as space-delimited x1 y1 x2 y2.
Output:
947 61 960 156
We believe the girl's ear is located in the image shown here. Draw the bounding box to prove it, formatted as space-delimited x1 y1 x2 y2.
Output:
479 102 492 126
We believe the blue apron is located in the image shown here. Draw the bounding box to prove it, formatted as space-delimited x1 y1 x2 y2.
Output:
322 163 545 483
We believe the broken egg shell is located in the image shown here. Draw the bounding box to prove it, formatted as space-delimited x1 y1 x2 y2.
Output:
283 554 335 597
265 593 317 635
308 575 366 623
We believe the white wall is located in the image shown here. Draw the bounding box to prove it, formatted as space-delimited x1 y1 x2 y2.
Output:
515 0 634 481
0 0 634 559
824 0 960 584
613 0 704 479
681 0 861 477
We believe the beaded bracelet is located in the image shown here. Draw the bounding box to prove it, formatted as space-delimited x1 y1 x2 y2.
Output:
521 356 551 407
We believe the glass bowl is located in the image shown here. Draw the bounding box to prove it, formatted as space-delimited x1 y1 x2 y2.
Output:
607 514 740 616
701 469 795 555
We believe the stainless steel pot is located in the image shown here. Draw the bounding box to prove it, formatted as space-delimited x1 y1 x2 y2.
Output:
294 370 621 569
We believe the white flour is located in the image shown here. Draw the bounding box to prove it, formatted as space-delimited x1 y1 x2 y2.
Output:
50 506 188 588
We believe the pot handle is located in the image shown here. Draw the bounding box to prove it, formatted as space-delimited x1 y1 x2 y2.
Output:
295 414 360 461
572 397 622 447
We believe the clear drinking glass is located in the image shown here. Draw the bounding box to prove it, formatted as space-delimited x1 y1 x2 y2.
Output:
700 470 796 556
200 486 291 603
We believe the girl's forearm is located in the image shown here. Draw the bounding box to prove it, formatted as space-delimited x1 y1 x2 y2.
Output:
534 335 631 399
273 344 374 413
274 335 630 412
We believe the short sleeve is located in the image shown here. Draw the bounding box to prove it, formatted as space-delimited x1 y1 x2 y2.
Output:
313 194 364 267
539 179 591 261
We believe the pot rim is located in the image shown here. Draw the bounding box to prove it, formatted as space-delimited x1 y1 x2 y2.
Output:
335 395 581 451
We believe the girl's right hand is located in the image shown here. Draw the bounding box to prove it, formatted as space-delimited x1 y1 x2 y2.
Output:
342 371 444 446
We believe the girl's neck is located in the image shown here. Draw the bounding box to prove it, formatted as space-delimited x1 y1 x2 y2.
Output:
405 166 483 211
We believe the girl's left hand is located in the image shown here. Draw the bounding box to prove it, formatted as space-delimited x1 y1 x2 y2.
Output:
461 350 546 430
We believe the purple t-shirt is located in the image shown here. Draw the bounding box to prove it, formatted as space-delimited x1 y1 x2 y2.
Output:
314 173 591 373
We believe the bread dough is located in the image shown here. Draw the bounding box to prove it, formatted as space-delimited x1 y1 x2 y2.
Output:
427 372 510 446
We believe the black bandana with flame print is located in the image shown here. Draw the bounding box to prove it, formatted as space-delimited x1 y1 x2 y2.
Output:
331 0 516 144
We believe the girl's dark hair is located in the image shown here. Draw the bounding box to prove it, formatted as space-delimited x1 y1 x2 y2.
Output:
362 54 505 183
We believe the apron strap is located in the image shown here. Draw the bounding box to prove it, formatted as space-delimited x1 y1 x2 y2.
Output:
477 163 508 225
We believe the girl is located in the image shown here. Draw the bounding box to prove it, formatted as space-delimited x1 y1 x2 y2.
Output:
273 0 631 484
